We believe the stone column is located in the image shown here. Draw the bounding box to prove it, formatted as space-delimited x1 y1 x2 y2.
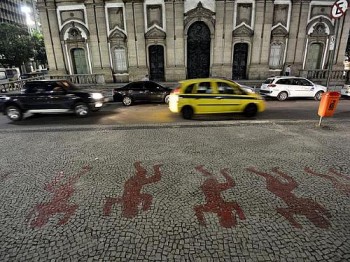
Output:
165 0 185 81
125 1 147 81
85 0 113 82
334 13 350 70
249 0 273 79
210 1 235 78
293 0 310 73
38 0 66 75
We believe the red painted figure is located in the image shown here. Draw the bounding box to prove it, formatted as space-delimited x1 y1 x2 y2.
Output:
103 162 162 218
194 165 245 228
27 165 92 228
305 167 350 195
247 167 331 229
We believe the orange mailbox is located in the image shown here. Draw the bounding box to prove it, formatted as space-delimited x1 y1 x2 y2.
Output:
318 91 340 117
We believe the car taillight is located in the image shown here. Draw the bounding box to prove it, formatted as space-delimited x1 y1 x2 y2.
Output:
267 84 276 88
172 87 181 94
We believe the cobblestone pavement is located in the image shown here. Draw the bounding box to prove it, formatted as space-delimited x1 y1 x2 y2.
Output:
0 121 349 261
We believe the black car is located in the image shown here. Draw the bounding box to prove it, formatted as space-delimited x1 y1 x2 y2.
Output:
0 80 104 121
113 81 172 106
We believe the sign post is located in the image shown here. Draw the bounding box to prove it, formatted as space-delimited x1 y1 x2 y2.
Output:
326 0 349 90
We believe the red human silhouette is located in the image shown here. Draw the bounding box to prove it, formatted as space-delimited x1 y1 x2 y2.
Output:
27 165 92 228
305 167 350 195
194 165 245 228
103 162 162 218
246 167 331 229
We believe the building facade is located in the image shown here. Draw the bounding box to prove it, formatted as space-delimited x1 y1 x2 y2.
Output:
37 0 350 82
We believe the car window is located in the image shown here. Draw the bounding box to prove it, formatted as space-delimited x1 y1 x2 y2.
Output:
127 82 144 90
264 78 274 84
45 83 65 93
217 82 234 94
25 83 46 94
184 83 195 94
276 79 291 85
144 82 159 92
217 82 244 95
291 79 306 86
196 82 212 94
299 79 312 86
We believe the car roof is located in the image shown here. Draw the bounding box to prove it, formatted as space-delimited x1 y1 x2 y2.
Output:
179 78 240 85
268 76 305 79
25 79 69 84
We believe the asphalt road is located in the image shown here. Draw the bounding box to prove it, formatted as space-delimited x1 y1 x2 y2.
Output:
0 98 349 128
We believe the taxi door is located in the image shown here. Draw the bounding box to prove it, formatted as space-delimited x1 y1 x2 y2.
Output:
192 81 222 114
213 81 244 113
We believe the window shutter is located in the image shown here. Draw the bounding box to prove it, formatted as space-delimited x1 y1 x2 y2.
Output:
269 44 282 67
114 48 127 71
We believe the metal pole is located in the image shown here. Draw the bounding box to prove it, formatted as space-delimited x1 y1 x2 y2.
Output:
318 116 323 127
326 19 340 90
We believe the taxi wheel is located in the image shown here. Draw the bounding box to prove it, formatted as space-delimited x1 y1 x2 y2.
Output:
181 106 194 119
244 104 257 117
314 91 324 101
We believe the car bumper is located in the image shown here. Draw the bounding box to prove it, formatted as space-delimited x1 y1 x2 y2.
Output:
89 99 104 109
259 89 275 97
341 89 350 96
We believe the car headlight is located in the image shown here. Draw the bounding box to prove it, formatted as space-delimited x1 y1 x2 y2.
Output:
90 93 103 100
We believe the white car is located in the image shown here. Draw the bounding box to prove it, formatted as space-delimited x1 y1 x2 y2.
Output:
341 83 350 97
260 76 327 101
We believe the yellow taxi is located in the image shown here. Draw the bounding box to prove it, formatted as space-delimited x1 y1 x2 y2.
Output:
168 78 266 119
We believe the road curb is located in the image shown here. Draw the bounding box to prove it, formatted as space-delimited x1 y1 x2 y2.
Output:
1 119 349 133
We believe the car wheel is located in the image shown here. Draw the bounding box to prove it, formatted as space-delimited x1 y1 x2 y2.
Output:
164 94 170 104
181 106 194 120
6 105 23 121
0 85 6 93
74 102 90 117
244 103 258 117
122 96 133 106
277 91 288 101
314 91 324 101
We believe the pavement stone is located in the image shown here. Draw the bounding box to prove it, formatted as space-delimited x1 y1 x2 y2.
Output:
0 121 349 261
